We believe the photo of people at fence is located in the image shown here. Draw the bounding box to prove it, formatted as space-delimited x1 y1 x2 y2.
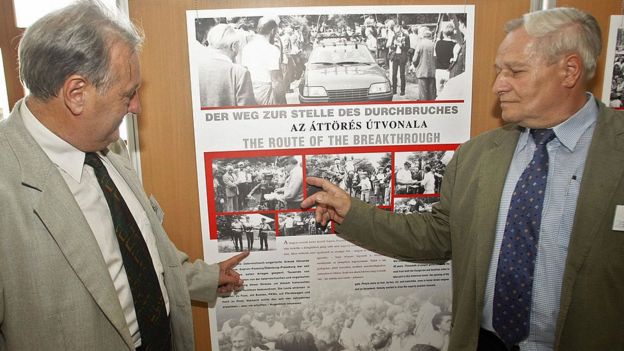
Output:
216 213 276 253
393 197 440 215
394 151 452 195
306 152 392 207
216 287 451 351
213 156 303 213
278 211 334 236
192 10 468 108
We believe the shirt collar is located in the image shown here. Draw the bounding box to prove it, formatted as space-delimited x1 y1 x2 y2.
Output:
20 100 87 183
206 47 234 63
517 93 598 152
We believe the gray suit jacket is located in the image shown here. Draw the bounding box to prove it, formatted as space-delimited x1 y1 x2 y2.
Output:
337 99 624 350
0 99 220 350
198 49 256 108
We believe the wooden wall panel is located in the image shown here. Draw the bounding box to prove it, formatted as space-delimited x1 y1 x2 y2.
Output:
122 1 617 350
0 0 24 107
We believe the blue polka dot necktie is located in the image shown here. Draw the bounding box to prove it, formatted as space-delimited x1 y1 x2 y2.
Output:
493 129 555 348
85 152 171 351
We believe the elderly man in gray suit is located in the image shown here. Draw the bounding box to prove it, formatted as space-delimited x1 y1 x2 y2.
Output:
197 23 256 108
0 1 248 350
303 7 623 351
412 26 436 101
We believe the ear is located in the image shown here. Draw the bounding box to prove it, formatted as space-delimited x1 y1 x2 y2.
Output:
62 74 89 115
230 41 240 54
561 53 583 88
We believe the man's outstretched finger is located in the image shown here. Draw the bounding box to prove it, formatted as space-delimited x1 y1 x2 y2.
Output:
220 251 249 270
306 176 340 192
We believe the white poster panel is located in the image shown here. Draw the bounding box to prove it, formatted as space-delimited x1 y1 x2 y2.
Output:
187 5 473 350
602 15 624 109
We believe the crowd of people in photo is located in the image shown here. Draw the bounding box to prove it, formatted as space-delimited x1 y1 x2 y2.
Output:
394 153 448 195
354 15 466 99
217 289 451 351
195 12 468 107
308 156 392 207
394 198 440 215
213 157 303 213
279 212 333 236
394 162 441 195
195 16 312 107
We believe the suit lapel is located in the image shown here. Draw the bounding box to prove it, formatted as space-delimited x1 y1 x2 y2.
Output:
473 126 521 311
5 101 134 349
33 175 135 348
556 104 624 338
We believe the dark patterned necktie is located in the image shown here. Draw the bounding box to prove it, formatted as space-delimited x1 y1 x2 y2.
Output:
493 129 555 348
84 152 171 351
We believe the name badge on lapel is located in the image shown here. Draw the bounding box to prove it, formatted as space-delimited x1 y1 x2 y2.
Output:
613 205 624 231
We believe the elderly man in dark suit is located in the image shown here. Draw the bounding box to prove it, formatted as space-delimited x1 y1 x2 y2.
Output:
303 7 623 351
389 23 411 96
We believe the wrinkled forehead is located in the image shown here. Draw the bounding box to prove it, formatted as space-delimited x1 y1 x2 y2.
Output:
496 28 542 64
108 41 140 83
498 28 531 54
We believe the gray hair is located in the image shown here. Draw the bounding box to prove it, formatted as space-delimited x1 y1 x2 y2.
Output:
207 23 240 51
505 7 601 80
18 0 144 100
393 312 416 333
442 21 455 37
257 16 278 36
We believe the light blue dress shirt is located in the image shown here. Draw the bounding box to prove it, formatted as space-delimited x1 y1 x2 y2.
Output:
481 94 599 350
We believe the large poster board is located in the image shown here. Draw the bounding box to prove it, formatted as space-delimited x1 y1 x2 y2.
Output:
187 5 473 350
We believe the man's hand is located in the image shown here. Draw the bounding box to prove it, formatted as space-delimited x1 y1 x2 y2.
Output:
300 177 352 226
217 251 249 294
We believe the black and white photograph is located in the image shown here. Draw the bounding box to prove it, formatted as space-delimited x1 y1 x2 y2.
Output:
213 155 303 213
216 213 276 253
602 17 624 109
216 286 451 351
394 151 452 195
278 212 333 236
607 27 624 107
306 152 392 206
393 196 440 214
191 10 470 108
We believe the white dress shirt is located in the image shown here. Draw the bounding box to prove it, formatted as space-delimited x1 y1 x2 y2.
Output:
21 101 170 348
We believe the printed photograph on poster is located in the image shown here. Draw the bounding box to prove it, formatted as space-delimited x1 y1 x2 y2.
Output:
278 211 333 236
213 155 303 213
215 284 451 351
394 196 440 214
216 213 276 253
394 151 453 195
191 9 469 109
188 5 473 154
601 15 624 109
306 152 392 206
